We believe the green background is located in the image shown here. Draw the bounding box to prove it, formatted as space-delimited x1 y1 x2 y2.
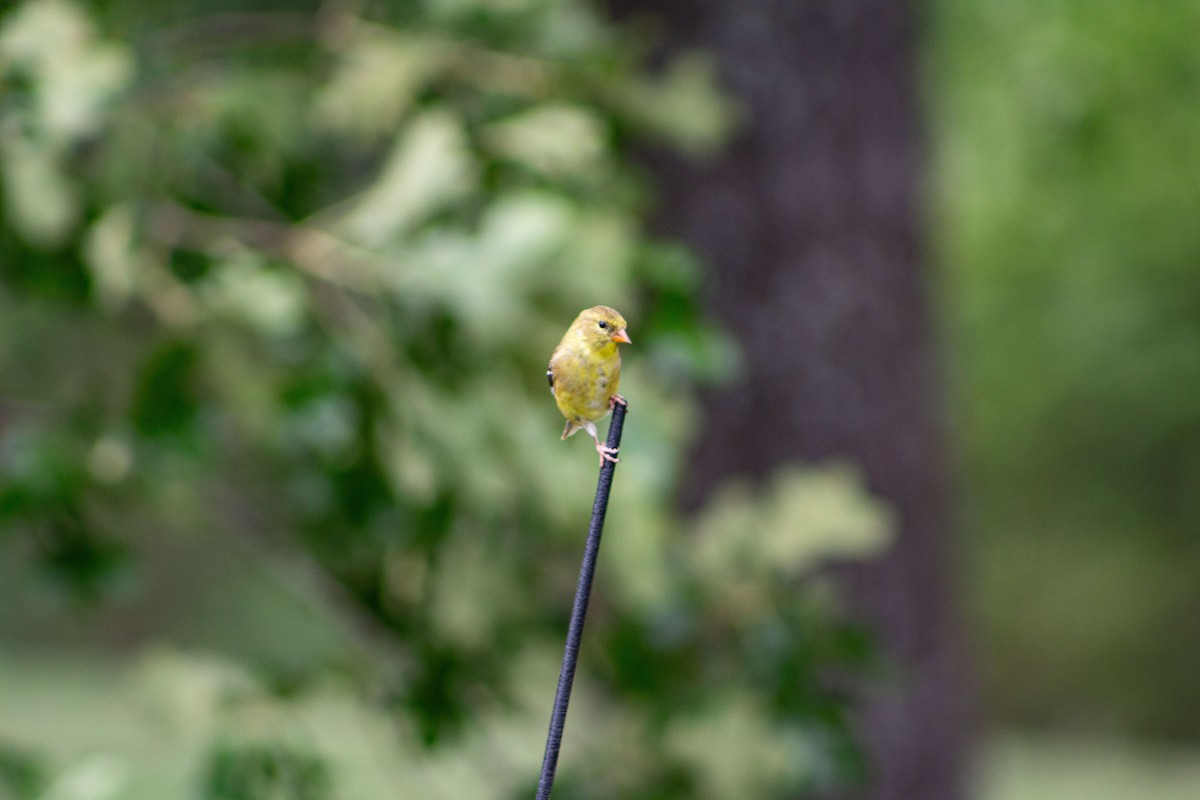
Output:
2 0 1199 798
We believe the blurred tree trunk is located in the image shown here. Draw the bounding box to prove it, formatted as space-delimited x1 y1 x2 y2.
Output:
607 1 971 799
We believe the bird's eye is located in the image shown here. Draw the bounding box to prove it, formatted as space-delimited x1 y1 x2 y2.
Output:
597 321 609 330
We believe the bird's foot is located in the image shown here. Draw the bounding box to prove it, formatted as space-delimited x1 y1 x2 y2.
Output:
608 394 627 409
594 440 620 465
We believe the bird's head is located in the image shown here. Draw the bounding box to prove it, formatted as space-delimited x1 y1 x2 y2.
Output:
573 306 631 351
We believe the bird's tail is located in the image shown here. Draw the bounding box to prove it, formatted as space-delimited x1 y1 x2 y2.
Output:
562 420 581 440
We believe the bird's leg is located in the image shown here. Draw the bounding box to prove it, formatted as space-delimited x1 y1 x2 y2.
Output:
584 420 619 465
608 394 627 409
593 435 620 465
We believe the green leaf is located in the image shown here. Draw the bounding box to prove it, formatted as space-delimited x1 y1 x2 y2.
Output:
131 340 200 438
336 110 477 248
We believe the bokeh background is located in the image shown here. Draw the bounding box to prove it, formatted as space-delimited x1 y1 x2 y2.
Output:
1 1 1198 799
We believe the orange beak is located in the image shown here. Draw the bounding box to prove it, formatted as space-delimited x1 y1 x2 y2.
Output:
612 327 632 344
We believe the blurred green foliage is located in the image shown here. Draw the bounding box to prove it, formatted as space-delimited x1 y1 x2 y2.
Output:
203 739 330 800
930 0 1200 738
0 1 890 797
979 734 1200 800
0 743 47 800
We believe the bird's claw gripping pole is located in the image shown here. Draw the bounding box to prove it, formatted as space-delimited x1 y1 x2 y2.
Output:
535 400 627 800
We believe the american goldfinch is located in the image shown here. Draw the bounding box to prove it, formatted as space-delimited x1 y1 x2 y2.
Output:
547 306 631 464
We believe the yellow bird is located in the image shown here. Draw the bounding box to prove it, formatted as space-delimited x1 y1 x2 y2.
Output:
547 306 631 464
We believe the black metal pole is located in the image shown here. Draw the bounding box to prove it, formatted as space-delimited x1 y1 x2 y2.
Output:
535 400 627 800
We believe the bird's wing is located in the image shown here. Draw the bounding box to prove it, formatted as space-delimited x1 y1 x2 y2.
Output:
547 349 561 396
547 344 572 397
